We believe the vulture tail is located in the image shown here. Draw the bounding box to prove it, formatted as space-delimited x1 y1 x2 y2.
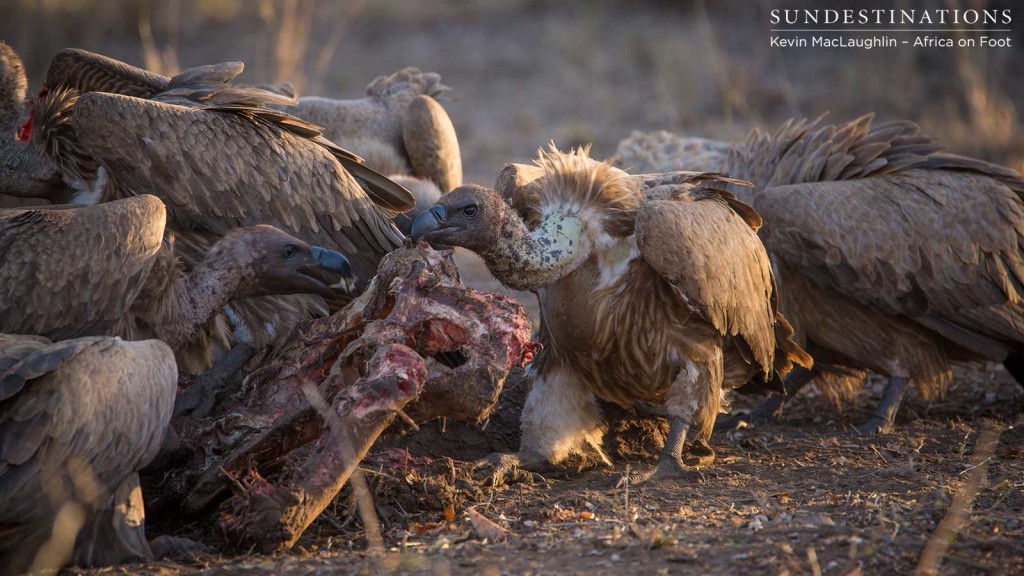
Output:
771 311 814 381
365 67 451 101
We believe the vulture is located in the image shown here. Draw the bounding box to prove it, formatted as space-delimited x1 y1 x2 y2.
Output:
280 67 463 196
616 116 1024 433
411 146 811 484
0 195 352 374
0 333 176 575
0 42 68 206
29 49 414 360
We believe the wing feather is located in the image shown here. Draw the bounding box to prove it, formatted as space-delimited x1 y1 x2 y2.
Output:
755 170 1024 356
69 93 407 281
636 186 777 375
0 196 166 340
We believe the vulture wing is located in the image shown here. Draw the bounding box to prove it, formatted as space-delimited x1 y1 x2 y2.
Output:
402 95 462 192
68 92 411 282
46 48 170 97
0 195 166 340
0 334 176 572
743 115 1024 357
636 182 777 376
756 170 1024 357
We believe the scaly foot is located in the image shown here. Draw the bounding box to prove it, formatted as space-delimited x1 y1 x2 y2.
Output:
472 451 550 486
615 455 702 487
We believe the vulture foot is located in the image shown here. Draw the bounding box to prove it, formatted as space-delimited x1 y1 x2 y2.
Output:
472 451 550 486
713 396 787 431
852 416 894 435
852 375 909 435
616 416 703 486
173 344 254 418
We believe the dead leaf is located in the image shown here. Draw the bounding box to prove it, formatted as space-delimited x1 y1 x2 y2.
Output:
468 506 508 541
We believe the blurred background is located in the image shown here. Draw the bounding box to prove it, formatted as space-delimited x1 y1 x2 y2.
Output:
4 0 1023 311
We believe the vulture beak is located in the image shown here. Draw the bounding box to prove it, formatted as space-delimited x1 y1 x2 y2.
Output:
311 246 352 278
410 205 449 241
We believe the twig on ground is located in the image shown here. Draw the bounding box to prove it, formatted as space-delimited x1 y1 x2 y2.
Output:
914 426 1002 576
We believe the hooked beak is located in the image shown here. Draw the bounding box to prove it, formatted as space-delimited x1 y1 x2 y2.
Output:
410 205 449 241
311 246 352 278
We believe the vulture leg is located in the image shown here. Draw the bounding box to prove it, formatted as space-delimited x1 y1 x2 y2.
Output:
618 357 719 486
715 366 819 430
172 344 254 418
617 416 695 487
854 376 909 435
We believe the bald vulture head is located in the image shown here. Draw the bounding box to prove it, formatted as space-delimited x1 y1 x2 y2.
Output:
210 225 352 299
410 184 513 253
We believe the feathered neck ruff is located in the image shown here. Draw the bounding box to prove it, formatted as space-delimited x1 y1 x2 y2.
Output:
515 145 640 238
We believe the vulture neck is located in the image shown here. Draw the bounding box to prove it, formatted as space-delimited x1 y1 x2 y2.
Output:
158 246 251 350
482 209 590 292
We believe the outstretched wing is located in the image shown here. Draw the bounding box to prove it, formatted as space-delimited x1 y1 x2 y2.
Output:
636 182 777 376
69 92 411 281
0 196 166 340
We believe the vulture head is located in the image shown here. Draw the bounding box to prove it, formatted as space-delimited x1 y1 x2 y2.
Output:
210 225 352 299
410 184 512 253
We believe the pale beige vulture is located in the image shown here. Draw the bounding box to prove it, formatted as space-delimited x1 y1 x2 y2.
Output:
0 333 176 575
0 42 68 206
31 49 414 356
411 147 810 484
281 67 462 194
0 195 353 375
616 116 1024 433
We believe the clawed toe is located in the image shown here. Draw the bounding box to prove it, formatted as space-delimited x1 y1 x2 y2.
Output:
615 456 700 487
472 452 547 487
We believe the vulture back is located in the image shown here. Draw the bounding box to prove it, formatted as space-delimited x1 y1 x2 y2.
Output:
0 195 166 340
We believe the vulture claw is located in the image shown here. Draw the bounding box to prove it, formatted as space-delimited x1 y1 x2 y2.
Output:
615 456 704 488
472 452 549 487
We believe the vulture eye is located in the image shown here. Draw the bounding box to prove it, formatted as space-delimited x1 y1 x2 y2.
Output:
283 244 298 259
463 205 479 217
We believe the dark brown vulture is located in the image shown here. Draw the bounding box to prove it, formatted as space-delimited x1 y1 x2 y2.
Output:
616 116 1024 433
0 195 352 374
0 333 176 575
29 50 413 358
0 42 68 206
411 146 811 484
280 67 463 195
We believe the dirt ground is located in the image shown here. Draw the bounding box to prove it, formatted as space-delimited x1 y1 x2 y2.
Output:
70 365 1023 576
4 1 1024 574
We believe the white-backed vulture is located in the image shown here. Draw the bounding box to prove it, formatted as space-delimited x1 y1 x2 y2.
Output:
0 333 176 575
0 42 68 206
0 195 353 373
410 147 811 484
30 50 414 358
616 116 1024 433
280 67 462 195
